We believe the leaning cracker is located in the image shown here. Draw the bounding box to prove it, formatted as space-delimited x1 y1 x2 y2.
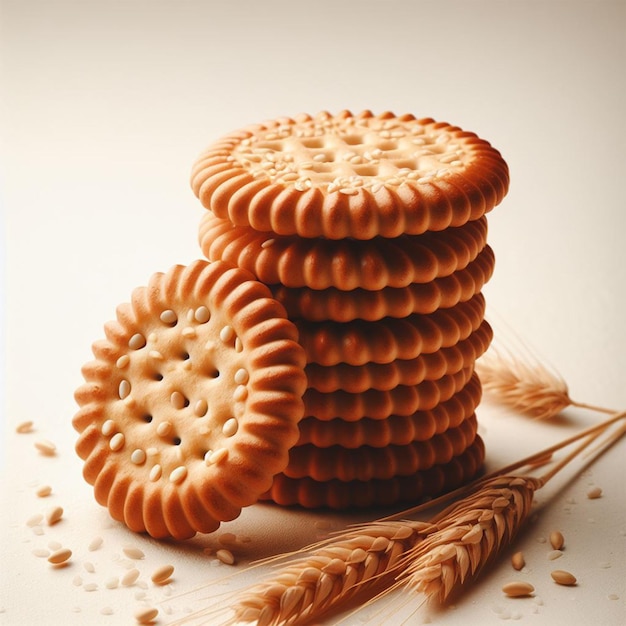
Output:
264 435 485 509
191 110 509 240
305 319 491 393
304 368 475 421
73 260 307 539
285 414 478 482
271 244 495 321
199 211 488 290
297 375 482 448
297 293 485 366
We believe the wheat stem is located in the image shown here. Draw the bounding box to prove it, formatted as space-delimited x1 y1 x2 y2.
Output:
569 399 617 415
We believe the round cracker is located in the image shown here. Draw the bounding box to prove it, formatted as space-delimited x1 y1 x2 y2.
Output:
263 436 485 509
297 293 485 366
73 260 307 539
271 244 495 322
199 211 488 290
191 110 509 240
284 414 478 481
304 368 476 421
305 320 491 393
297 375 482 448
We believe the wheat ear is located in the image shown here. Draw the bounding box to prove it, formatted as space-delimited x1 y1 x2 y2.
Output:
475 324 614 419
224 520 432 626
212 411 625 626
400 474 541 601
401 410 626 603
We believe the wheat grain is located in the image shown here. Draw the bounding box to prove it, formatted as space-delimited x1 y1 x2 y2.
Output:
401 475 542 602
227 520 432 625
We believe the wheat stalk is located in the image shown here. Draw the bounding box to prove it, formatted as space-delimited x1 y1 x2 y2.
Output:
400 410 626 604
166 329 624 626
222 520 433 626
400 474 541 602
192 411 625 626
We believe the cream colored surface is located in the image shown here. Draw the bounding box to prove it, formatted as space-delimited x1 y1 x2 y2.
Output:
1 1 625 624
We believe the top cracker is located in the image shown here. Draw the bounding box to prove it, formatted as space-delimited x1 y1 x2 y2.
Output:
191 110 509 240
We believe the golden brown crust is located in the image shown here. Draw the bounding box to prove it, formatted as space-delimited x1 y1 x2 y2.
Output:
284 414 477 481
73 260 307 539
304 368 476 421
270 244 494 321
198 211 488 290
305 319 491 393
296 293 485 366
191 111 509 240
262 435 485 509
296 374 482 448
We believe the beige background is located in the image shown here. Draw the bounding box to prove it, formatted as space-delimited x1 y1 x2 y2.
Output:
1 1 625 624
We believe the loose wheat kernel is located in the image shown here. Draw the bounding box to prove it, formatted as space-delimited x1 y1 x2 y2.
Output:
26 513 43 527
45 506 64 526
121 568 141 586
511 551 525 571
551 569 577 586
134 606 159 624
88 536 103 551
586 486 603 499
36 485 52 497
549 530 565 550
32 548 51 558
34 439 57 456
151 564 174 585
116 354 130 368
16 420 34 434
502 581 535 597
48 548 72 565
216 549 235 565
123 546 145 560
105 577 119 589
149 464 162 481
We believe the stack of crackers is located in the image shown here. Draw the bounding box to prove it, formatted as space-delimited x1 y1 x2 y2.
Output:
72 110 508 539
191 111 508 510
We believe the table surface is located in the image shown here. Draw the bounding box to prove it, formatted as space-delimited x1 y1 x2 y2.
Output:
2 1 625 625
